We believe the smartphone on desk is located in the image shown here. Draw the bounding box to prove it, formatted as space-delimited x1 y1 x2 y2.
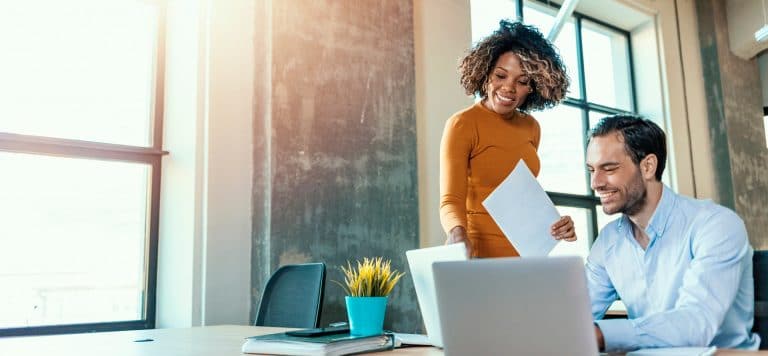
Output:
285 325 350 337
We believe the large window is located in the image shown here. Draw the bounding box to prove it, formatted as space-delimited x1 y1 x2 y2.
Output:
0 0 165 335
471 0 635 259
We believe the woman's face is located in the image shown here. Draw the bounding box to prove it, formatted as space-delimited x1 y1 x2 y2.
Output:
483 51 531 118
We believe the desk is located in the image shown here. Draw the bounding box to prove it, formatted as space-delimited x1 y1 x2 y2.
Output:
0 325 441 356
0 325 763 355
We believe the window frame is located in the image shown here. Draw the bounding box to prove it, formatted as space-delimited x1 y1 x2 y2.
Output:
521 0 637 247
0 3 167 336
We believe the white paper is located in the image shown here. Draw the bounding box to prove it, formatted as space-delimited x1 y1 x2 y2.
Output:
481 159 560 256
393 333 430 346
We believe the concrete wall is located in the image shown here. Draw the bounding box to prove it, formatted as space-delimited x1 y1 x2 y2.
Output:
251 0 421 332
695 0 768 248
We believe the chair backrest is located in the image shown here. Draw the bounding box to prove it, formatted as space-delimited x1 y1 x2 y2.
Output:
255 262 326 328
754 250 768 349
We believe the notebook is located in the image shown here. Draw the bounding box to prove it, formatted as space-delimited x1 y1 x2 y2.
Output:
241 331 395 356
405 243 468 347
432 256 599 356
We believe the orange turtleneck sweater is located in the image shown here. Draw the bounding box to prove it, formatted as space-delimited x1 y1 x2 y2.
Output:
439 102 541 258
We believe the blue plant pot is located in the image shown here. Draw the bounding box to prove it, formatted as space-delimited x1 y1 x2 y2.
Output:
345 296 388 336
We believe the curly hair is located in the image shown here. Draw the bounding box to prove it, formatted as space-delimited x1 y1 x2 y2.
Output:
459 19 570 112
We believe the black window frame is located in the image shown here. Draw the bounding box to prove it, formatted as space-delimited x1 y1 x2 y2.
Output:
520 0 637 246
0 3 168 336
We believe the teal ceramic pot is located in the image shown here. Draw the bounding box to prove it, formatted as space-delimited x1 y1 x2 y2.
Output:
345 296 388 336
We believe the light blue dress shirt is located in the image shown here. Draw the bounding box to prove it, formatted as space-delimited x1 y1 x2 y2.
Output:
586 185 760 352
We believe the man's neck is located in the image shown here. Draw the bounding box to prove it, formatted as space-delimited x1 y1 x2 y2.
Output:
627 181 664 234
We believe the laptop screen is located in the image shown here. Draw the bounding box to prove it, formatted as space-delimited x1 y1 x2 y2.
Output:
432 257 598 356
405 244 468 348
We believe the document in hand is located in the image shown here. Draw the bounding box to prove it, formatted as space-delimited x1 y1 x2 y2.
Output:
241 331 396 356
481 159 561 256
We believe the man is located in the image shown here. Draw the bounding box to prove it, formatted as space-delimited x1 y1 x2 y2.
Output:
585 114 760 352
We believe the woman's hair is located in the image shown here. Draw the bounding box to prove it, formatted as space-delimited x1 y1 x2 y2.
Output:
458 19 569 112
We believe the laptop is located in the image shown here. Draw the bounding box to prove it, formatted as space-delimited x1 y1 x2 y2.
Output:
432 256 598 356
405 243 468 347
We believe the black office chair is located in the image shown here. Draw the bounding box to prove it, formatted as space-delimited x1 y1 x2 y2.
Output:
255 262 326 328
753 250 768 349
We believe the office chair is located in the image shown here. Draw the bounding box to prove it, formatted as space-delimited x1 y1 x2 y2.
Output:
754 250 768 349
255 262 326 328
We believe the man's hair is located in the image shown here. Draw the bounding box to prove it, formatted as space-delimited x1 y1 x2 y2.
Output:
590 114 667 181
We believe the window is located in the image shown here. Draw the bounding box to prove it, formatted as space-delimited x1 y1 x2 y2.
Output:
471 0 636 259
0 0 165 335
764 107 768 148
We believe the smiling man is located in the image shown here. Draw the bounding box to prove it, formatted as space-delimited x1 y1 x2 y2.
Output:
585 115 760 352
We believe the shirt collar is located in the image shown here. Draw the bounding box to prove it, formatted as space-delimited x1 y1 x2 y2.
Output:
615 184 676 239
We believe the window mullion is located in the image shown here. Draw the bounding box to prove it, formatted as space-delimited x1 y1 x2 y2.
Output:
151 4 167 151
627 34 638 112
0 132 167 163
587 102 630 115
574 15 588 105
573 14 603 244
144 157 161 329
589 205 599 245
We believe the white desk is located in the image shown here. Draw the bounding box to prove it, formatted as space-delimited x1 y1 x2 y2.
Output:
0 325 441 356
0 325 763 355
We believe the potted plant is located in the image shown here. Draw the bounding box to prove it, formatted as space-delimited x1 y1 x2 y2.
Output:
335 257 405 336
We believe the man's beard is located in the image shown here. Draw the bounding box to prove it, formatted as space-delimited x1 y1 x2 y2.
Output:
619 171 647 216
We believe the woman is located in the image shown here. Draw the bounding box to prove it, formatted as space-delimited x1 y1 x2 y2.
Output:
440 20 575 258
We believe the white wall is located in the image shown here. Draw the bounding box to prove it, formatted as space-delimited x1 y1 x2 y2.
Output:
645 0 707 198
674 0 717 200
725 0 768 60
157 0 204 328
414 0 474 248
157 0 253 328
200 0 254 326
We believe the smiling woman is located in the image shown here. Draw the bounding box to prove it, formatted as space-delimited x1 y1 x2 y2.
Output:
439 19 573 258
482 52 533 119
454 0 645 262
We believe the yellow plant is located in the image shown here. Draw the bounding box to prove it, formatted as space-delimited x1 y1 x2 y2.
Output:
335 257 405 297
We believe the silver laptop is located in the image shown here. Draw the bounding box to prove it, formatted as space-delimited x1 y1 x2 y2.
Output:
405 243 468 347
432 256 598 356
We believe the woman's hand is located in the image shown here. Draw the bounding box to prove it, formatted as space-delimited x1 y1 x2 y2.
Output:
446 226 474 258
550 215 577 241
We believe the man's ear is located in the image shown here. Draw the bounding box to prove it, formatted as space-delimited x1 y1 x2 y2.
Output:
641 154 658 180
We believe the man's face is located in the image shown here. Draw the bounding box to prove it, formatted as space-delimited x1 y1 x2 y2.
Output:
586 133 647 216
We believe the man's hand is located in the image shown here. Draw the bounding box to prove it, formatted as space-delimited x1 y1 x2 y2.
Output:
551 215 577 241
594 323 605 352
446 226 474 258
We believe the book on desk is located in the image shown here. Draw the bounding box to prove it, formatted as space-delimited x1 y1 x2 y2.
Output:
241 331 397 356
